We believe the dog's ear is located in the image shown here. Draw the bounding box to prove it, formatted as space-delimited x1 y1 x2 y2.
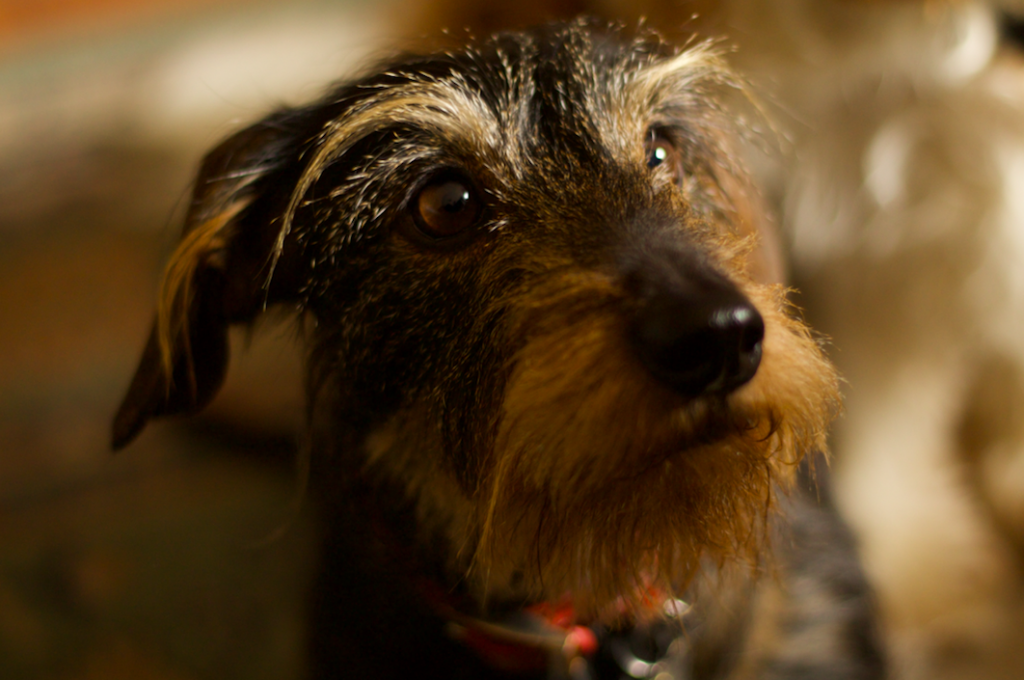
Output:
113 114 308 449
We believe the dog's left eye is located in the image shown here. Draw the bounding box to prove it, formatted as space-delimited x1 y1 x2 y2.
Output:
411 174 482 239
645 133 684 185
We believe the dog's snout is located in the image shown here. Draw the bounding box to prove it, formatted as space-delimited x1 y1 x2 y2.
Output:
630 270 764 397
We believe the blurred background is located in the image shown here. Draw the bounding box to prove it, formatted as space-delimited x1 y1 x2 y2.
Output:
0 2 395 678
5 1 1024 679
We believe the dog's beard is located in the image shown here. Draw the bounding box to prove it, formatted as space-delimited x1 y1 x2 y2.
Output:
469 271 838 621
360 268 837 623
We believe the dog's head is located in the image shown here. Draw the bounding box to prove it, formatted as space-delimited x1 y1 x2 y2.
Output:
114 19 838 620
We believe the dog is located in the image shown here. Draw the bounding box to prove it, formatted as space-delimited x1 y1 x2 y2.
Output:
111 19 884 679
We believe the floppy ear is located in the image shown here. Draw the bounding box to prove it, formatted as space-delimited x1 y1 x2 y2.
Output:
112 114 307 449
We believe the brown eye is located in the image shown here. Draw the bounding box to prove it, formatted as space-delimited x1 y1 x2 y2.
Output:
645 132 684 185
411 174 482 239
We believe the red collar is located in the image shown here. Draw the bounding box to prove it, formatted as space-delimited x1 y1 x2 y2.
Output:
421 584 598 675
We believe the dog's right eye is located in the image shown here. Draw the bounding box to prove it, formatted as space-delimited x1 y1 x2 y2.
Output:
411 174 482 239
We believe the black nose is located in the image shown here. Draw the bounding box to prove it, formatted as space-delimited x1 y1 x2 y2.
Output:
631 277 764 397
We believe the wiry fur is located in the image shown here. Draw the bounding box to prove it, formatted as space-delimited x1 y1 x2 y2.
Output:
112 19 876 680
358 256 837 621
473 268 834 617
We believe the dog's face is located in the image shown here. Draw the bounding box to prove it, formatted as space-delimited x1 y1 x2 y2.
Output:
114 20 837 621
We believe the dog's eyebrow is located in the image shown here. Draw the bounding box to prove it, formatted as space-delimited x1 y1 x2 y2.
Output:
261 76 509 283
588 41 735 157
628 41 729 104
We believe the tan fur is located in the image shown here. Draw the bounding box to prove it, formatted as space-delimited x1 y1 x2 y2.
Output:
473 269 836 620
156 200 247 391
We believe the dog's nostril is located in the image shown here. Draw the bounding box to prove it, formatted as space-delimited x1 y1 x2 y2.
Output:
633 289 764 397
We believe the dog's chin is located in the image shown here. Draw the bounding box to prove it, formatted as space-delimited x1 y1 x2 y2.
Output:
470 396 783 621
